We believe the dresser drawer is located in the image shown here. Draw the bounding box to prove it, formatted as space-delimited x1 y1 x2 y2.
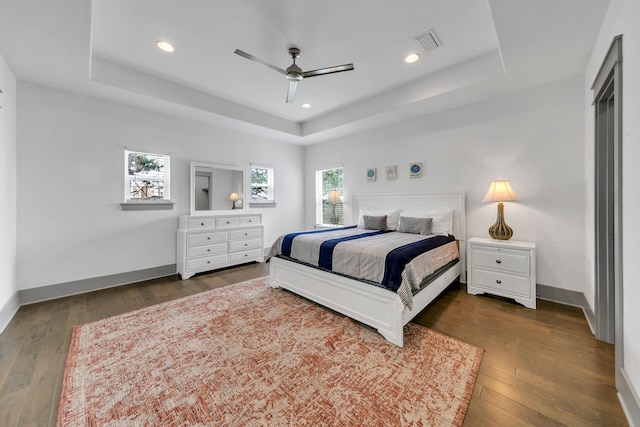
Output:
187 254 229 271
229 248 262 263
187 218 216 230
229 228 262 241
471 268 531 298
216 217 241 228
471 247 529 275
241 216 261 225
187 231 228 246
187 242 228 258
229 238 262 252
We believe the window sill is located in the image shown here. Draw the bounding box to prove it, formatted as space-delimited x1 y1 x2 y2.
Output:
249 201 276 208
121 201 174 211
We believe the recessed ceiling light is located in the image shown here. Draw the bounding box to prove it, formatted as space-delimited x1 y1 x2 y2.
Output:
302 103 311 109
156 40 175 53
404 53 420 63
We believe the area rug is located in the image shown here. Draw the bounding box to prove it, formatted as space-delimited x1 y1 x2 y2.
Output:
58 276 483 426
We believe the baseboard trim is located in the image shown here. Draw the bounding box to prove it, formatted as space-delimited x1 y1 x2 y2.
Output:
19 264 177 306
618 367 640 427
536 283 590 308
0 292 21 334
537 284 596 334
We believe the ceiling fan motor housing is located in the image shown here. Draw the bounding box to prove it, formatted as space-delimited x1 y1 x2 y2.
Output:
286 48 303 81
286 64 303 81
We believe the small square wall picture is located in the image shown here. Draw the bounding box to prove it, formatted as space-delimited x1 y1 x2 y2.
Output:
366 168 377 182
409 162 423 178
385 165 397 180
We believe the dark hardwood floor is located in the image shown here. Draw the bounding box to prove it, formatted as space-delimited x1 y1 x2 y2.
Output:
0 262 628 426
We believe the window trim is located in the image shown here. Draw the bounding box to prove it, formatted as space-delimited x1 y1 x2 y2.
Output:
122 148 173 211
250 164 276 205
315 166 344 225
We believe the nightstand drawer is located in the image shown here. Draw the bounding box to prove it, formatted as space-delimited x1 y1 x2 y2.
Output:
472 247 529 275
472 269 531 298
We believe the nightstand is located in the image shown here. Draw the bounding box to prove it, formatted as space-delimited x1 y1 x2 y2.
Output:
467 237 536 309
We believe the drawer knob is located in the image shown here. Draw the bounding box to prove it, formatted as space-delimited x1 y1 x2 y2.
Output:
245 243 248 246
496 279 502 284
244 254 248 257
207 260 211 264
249 219 252 222
201 222 205 226
207 248 211 252
244 232 248 236
226 221 230 224
207 237 211 240
495 259 502 264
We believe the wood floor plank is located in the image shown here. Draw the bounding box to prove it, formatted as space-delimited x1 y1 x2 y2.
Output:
0 263 628 426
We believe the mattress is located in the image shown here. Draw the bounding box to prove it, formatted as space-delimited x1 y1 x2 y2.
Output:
268 226 459 309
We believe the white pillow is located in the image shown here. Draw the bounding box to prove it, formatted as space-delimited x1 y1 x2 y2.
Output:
357 208 400 230
399 209 454 236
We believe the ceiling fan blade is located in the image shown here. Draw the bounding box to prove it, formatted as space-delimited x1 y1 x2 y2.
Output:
286 81 298 103
301 63 354 78
234 49 286 75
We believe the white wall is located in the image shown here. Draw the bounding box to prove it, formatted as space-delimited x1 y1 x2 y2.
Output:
585 0 640 419
305 76 586 294
0 53 17 318
16 82 304 290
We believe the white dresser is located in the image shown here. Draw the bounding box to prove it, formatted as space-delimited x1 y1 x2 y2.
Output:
467 237 536 309
177 213 264 280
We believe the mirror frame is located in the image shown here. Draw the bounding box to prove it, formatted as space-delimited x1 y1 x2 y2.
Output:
190 161 246 216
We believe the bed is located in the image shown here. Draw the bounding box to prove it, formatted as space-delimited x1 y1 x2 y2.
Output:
268 193 466 347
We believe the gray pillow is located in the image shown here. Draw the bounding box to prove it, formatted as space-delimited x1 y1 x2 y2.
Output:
398 216 433 235
363 215 387 230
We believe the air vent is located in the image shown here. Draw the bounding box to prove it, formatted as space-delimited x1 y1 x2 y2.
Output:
414 29 442 53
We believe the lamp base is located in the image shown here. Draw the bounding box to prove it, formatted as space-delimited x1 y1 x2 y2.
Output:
330 203 338 225
488 202 513 240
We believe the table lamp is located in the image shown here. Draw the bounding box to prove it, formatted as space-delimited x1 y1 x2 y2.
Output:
327 190 342 224
229 192 239 209
483 178 519 240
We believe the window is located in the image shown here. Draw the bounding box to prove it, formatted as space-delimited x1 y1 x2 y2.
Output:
124 149 171 203
316 167 344 225
250 164 275 203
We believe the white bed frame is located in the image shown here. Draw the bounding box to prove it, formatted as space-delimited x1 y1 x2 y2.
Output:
269 193 466 347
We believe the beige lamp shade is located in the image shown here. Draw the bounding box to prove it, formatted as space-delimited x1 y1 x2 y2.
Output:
229 192 240 209
482 179 519 202
327 190 342 204
483 179 518 240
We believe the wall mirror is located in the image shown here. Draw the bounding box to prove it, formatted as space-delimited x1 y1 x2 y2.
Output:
190 162 245 215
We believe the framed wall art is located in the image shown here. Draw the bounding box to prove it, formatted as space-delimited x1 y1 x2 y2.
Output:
385 165 397 180
366 168 377 182
409 162 423 178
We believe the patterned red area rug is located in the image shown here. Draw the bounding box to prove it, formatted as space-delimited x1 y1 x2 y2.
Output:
58 277 483 426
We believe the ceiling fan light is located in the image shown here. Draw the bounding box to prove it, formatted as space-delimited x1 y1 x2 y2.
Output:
156 40 175 53
302 103 311 109
404 53 420 63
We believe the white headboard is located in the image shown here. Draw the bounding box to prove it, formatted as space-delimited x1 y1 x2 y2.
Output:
353 193 466 282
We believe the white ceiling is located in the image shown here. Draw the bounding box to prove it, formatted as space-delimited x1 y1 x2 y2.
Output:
0 0 610 145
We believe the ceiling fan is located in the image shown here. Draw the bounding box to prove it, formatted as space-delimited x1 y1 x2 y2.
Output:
234 47 354 103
